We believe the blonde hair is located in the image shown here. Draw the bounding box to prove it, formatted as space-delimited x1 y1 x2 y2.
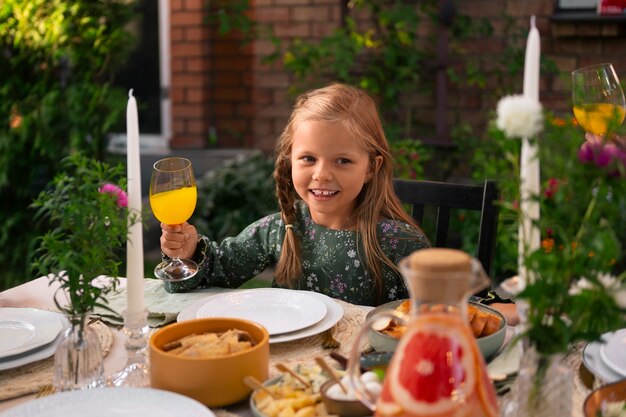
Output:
273 83 423 302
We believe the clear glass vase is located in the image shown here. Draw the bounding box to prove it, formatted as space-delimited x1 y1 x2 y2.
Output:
53 314 106 391
503 347 573 417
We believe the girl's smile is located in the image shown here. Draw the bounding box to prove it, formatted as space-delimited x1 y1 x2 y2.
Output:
309 189 339 199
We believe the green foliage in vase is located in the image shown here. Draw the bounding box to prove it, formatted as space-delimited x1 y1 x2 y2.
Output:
191 151 278 242
31 154 140 317
484 102 626 354
0 0 136 290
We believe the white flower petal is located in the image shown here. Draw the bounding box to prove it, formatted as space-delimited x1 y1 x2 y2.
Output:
496 94 543 139
613 289 626 309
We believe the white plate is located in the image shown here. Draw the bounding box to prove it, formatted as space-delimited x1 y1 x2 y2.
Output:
194 288 327 335
583 341 624 383
0 314 69 371
0 308 65 358
0 387 215 417
599 328 626 376
179 290 344 344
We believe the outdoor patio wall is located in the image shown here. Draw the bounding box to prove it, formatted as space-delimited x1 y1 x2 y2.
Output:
168 0 626 152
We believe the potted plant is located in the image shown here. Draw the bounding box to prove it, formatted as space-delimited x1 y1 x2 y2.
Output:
30 153 140 390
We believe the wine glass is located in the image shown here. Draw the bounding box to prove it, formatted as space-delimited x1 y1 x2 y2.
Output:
149 157 198 282
572 63 626 136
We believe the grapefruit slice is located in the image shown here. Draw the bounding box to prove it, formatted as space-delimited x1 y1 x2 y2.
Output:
471 337 500 417
387 314 476 416
377 377 404 416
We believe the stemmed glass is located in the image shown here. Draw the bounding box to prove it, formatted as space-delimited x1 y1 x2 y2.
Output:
149 157 198 282
572 63 626 136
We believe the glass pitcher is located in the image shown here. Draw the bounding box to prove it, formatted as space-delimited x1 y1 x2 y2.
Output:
347 248 500 417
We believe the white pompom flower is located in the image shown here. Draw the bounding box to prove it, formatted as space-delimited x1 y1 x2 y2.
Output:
496 94 544 139
569 273 626 309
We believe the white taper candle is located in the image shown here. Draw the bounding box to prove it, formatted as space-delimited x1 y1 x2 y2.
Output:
126 89 144 314
519 16 541 290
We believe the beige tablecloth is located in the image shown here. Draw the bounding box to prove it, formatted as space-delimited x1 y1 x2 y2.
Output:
0 277 601 417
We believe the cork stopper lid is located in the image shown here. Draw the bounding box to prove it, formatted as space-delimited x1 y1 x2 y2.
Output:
400 248 474 303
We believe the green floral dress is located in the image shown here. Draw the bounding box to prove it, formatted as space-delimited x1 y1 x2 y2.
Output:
164 202 430 306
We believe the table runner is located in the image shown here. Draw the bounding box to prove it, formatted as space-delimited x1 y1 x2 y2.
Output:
268 299 368 376
0 320 113 401
92 278 230 327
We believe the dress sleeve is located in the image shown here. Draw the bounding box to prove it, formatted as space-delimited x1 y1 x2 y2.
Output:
378 222 431 304
163 214 281 293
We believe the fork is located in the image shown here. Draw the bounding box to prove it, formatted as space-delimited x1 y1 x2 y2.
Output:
36 384 55 398
321 328 340 349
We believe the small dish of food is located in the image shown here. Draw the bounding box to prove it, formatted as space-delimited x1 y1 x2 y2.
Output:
367 300 507 360
320 371 381 417
150 317 270 408
250 364 330 417
584 379 626 417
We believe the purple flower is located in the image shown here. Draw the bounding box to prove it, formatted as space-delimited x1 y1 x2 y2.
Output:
99 183 128 208
595 146 612 167
578 141 595 163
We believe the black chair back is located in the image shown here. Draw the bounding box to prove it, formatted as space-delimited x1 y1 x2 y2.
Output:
393 179 500 277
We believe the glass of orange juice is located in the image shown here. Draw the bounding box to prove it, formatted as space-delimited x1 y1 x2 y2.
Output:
572 63 625 136
149 157 198 281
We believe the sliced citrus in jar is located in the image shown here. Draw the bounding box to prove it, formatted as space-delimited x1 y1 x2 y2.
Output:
472 338 500 417
377 377 404 416
388 314 476 416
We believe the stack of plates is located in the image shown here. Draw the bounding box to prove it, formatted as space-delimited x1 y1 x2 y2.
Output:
583 328 626 383
0 308 68 371
178 288 344 344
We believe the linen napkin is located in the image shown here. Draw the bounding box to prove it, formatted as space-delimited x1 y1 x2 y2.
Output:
93 279 229 328
487 335 521 376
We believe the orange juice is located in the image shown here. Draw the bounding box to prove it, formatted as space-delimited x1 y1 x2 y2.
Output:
573 103 625 135
150 186 197 224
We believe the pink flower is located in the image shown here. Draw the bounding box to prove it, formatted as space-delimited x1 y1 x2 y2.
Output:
99 183 128 208
544 178 559 198
579 133 626 175
578 141 595 163
595 145 612 167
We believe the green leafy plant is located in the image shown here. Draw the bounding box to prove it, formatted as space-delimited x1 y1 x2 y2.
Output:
390 139 432 180
0 0 135 290
489 98 626 355
191 151 278 241
30 154 140 317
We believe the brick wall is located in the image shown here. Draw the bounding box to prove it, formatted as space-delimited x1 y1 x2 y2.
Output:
168 0 626 152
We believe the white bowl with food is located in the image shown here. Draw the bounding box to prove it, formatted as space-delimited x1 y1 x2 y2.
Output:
367 299 506 360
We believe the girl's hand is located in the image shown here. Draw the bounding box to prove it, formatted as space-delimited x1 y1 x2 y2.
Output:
160 222 198 260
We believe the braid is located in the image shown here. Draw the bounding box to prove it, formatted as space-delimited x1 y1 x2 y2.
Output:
273 154 302 287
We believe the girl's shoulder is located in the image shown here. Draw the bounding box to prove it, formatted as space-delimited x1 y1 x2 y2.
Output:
377 217 421 236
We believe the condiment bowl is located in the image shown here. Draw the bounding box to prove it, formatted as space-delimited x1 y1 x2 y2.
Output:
150 317 270 407
320 380 372 417
583 379 626 417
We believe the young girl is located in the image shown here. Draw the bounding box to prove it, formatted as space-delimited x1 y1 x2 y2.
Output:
160 83 430 306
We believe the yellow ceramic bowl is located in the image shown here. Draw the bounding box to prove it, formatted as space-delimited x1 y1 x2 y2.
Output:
583 379 626 417
150 317 270 408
